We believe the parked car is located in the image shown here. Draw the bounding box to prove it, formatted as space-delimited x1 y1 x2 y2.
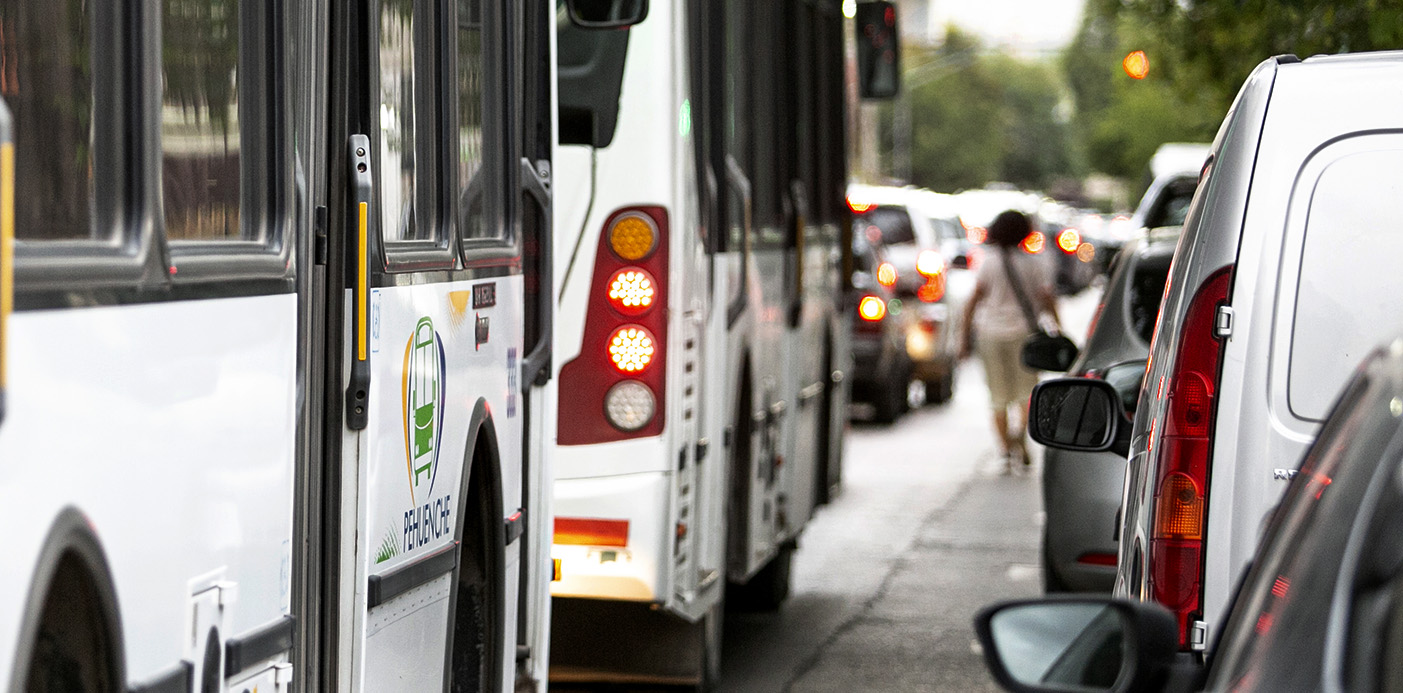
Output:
848 226 913 423
1074 51 1403 653
847 184 960 404
1041 230 1177 593
978 338 1403 693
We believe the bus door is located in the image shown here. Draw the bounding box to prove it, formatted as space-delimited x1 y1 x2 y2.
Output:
320 0 544 689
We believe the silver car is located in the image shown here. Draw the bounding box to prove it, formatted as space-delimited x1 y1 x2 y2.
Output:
1042 231 1176 592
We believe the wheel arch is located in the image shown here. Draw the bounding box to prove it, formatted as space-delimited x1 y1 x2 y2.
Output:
10 506 125 692
442 397 508 692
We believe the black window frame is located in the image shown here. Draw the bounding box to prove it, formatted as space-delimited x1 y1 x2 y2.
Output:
14 0 297 295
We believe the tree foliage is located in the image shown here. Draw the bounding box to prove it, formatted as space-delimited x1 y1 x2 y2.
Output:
904 27 1077 193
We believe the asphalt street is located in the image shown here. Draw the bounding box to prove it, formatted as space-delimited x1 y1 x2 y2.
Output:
717 287 1100 693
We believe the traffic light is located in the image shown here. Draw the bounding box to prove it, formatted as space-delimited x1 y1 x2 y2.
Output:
856 1 900 99
1123 50 1149 79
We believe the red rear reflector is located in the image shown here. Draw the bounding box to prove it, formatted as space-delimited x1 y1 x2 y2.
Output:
1076 553 1118 567
554 518 630 548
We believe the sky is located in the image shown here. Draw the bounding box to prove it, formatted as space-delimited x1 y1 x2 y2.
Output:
904 0 1089 57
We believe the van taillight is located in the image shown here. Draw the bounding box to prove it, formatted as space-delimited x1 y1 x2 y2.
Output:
558 207 670 445
1149 265 1232 648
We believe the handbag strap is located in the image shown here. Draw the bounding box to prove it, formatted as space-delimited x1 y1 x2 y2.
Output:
999 246 1040 333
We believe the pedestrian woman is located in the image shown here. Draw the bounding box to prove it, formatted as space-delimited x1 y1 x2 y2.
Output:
957 210 1061 472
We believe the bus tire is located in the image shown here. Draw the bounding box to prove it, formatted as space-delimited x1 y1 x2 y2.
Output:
730 541 793 612
449 432 506 693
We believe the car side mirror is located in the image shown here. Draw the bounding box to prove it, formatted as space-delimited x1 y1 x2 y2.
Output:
1028 379 1131 457
565 0 649 28
973 598 1180 693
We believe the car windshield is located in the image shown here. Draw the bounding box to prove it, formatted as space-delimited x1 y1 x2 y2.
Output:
856 206 916 245
1210 365 1398 691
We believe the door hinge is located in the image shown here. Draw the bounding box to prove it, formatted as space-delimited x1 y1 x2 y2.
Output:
1214 305 1234 339
1190 620 1209 651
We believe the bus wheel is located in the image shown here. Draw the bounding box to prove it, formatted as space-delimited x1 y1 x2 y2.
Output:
24 560 120 693
729 541 793 612
450 443 505 693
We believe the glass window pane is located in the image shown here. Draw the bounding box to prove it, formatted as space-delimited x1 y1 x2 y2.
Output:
162 0 244 241
3 0 95 241
379 0 420 241
458 0 489 240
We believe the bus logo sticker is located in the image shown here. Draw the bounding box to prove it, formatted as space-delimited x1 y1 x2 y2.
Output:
402 316 446 505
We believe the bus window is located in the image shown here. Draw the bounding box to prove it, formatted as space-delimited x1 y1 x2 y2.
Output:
161 0 246 241
457 0 494 242
2 1 95 241
379 0 426 242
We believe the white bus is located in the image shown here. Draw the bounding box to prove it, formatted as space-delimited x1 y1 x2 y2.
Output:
0 1 638 690
547 0 861 686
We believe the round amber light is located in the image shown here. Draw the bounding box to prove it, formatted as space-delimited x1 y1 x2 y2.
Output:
608 326 656 373
609 214 658 261
858 296 886 321
608 269 656 315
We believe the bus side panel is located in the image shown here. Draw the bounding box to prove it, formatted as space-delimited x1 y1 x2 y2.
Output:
0 296 297 683
354 277 524 691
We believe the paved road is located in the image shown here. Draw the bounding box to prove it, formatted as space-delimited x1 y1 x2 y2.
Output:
717 287 1100 692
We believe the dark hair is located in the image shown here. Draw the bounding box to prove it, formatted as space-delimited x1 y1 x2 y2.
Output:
985 210 1031 248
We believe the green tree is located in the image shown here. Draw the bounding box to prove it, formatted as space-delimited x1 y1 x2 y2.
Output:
904 27 1077 192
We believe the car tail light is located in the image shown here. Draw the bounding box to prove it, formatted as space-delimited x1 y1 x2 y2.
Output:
554 517 630 547
1149 265 1232 648
858 295 886 321
558 207 670 445
916 250 943 277
1057 229 1081 254
915 276 945 303
876 262 898 287
1021 231 1045 254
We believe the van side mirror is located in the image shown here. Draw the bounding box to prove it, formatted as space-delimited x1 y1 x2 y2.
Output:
973 598 1181 693
565 0 648 28
1028 379 1131 456
855 1 900 99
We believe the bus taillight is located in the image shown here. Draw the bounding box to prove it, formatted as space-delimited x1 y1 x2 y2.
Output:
558 206 671 444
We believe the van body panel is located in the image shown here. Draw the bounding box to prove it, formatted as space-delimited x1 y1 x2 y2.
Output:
1120 51 1403 648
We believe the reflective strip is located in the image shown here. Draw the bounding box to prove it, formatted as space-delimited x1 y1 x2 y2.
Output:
1 142 12 388
356 201 368 361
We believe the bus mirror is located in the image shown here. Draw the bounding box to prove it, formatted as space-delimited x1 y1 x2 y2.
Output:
855 1 900 99
566 0 648 29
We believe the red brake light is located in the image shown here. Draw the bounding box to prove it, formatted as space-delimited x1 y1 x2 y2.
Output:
876 262 898 287
1021 232 1045 254
607 268 657 315
1149 265 1232 648
916 276 945 303
1057 229 1081 254
916 250 943 277
858 295 886 321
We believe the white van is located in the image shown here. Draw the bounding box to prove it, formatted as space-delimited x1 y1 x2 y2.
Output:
1033 51 1403 654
